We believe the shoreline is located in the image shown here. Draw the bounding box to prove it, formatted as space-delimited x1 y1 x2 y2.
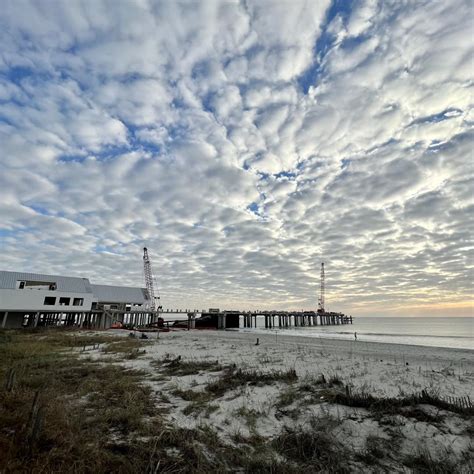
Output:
234 328 474 356
157 314 474 350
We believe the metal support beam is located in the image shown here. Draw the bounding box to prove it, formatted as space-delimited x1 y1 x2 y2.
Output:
1 312 8 328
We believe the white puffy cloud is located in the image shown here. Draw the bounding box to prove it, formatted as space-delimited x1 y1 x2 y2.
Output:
0 0 472 315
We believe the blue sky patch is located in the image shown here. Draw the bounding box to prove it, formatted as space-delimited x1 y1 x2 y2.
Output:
298 0 354 93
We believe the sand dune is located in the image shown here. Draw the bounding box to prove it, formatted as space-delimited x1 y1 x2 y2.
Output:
88 328 474 471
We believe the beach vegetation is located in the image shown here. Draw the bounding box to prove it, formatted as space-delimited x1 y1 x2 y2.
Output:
154 356 224 376
273 415 350 472
102 338 148 358
0 330 165 472
234 406 266 430
206 367 297 397
276 386 299 408
356 435 391 466
334 385 474 416
403 446 467 473
171 386 210 402
328 373 343 386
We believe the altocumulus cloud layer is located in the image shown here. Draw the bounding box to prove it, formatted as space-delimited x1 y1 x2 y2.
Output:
0 0 472 315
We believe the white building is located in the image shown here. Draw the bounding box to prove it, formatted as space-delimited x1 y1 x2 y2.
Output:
0 270 150 328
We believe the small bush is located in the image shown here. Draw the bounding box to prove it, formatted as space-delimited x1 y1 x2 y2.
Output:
206 367 297 396
356 435 389 465
155 357 224 376
404 447 460 473
276 387 299 408
273 416 350 472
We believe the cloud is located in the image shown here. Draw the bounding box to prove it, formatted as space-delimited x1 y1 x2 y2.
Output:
0 0 472 315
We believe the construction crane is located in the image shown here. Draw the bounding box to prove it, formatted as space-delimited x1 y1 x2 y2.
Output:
318 262 325 313
143 247 160 312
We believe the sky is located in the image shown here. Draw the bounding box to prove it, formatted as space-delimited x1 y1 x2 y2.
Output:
0 0 472 317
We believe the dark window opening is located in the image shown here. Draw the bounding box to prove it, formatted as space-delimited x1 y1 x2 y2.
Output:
17 280 56 290
44 296 56 305
73 298 84 306
59 297 70 306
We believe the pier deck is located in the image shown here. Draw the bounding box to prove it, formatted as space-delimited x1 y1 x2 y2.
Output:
1 308 352 330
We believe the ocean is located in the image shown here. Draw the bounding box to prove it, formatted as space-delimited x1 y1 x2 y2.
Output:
241 316 474 350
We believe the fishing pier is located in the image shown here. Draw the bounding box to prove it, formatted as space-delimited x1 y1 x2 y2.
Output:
100 308 353 331
242 310 352 329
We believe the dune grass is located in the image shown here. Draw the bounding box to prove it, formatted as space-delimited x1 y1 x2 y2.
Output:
0 329 167 472
2 329 472 473
154 356 224 376
0 330 297 472
206 367 297 396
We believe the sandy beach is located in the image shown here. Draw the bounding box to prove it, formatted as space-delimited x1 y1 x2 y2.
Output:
1 327 473 472
90 328 474 472
120 329 474 397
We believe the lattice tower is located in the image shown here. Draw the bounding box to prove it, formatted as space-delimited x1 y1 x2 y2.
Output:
318 262 325 313
143 247 156 311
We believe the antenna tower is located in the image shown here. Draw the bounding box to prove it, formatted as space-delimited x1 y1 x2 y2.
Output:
318 262 325 313
143 247 157 311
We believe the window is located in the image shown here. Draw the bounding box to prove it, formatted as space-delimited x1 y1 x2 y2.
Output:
44 296 56 305
17 280 56 290
59 297 70 306
73 298 84 306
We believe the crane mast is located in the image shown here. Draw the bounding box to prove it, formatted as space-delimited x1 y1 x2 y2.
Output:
143 247 157 311
318 262 325 313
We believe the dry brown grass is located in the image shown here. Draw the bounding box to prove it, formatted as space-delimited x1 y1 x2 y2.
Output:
0 330 295 473
273 415 351 473
0 330 164 472
154 356 224 376
206 367 297 396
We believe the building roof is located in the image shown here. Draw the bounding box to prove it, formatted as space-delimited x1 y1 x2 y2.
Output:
0 270 149 305
91 284 149 304
0 270 93 293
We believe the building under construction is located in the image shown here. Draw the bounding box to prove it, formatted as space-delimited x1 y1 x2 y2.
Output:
0 270 151 329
